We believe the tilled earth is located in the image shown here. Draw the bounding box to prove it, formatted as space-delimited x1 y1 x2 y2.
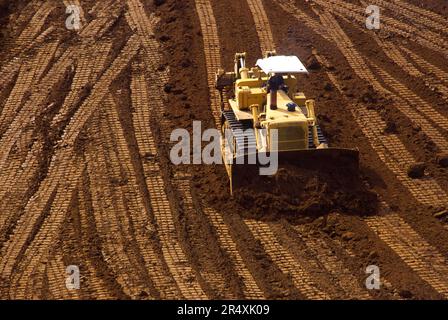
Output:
0 0 447 300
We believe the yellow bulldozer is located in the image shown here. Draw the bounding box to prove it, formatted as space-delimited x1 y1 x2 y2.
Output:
216 52 359 194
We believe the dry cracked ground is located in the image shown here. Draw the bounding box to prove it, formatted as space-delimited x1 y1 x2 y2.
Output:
0 0 447 300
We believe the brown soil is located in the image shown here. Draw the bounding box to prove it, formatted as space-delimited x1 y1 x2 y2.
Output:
0 0 447 300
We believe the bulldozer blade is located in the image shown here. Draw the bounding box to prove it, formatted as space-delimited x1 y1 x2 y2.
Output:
229 148 359 195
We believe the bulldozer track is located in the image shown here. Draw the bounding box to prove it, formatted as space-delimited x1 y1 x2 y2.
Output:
313 11 448 154
4 152 81 299
292 225 372 300
0 40 59 133
245 220 329 300
246 0 275 54
274 0 331 42
76 180 113 299
365 208 448 298
0 36 140 297
202 206 265 299
314 52 447 208
11 2 55 57
104 94 181 299
175 177 237 299
371 0 448 36
51 42 113 128
46 249 80 300
313 0 448 56
85 117 153 298
369 63 448 149
400 47 448 98
131 68 206 299
194 0 223 126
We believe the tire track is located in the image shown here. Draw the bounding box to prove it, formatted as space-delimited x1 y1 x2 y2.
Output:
85 116 153 298
292 225 372 300
174 176 237 299
0 37 140 297
313 0 448 56
245 220 329 299
193 0 224 126
372 0 448 36
246 0 275 54
51 41 112 128
76 180 113 299
202 205 265 299
11 2 55 57
0 40 59 133
314 52 447 208
130 65 207 299
314 11 448 154
365 206 448 298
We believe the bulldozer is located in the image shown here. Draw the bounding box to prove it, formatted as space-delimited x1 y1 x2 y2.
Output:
216 52 359 194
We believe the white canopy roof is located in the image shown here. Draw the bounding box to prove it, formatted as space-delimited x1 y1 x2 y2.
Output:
256 55 308 74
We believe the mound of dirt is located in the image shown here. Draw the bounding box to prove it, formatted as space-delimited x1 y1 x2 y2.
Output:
234 164 378 217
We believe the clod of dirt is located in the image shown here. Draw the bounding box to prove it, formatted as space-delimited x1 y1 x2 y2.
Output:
407 162 427 179
399 290 414 299
436 153 448 168
154 0 166 6
383 121 398 134
324 82 333 91
306 55 321 70
342 231 355 241
434 210 448 219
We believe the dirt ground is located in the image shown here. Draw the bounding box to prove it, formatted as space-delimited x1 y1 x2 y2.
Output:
0 0 447 300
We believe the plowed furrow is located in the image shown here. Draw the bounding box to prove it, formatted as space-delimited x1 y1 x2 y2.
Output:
202 206 265 299
105 94 181 299
293 225 371 300
245 220 329 300
130 69 206 299
365 209 448 298
246 0 275 54
0 40 59 133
